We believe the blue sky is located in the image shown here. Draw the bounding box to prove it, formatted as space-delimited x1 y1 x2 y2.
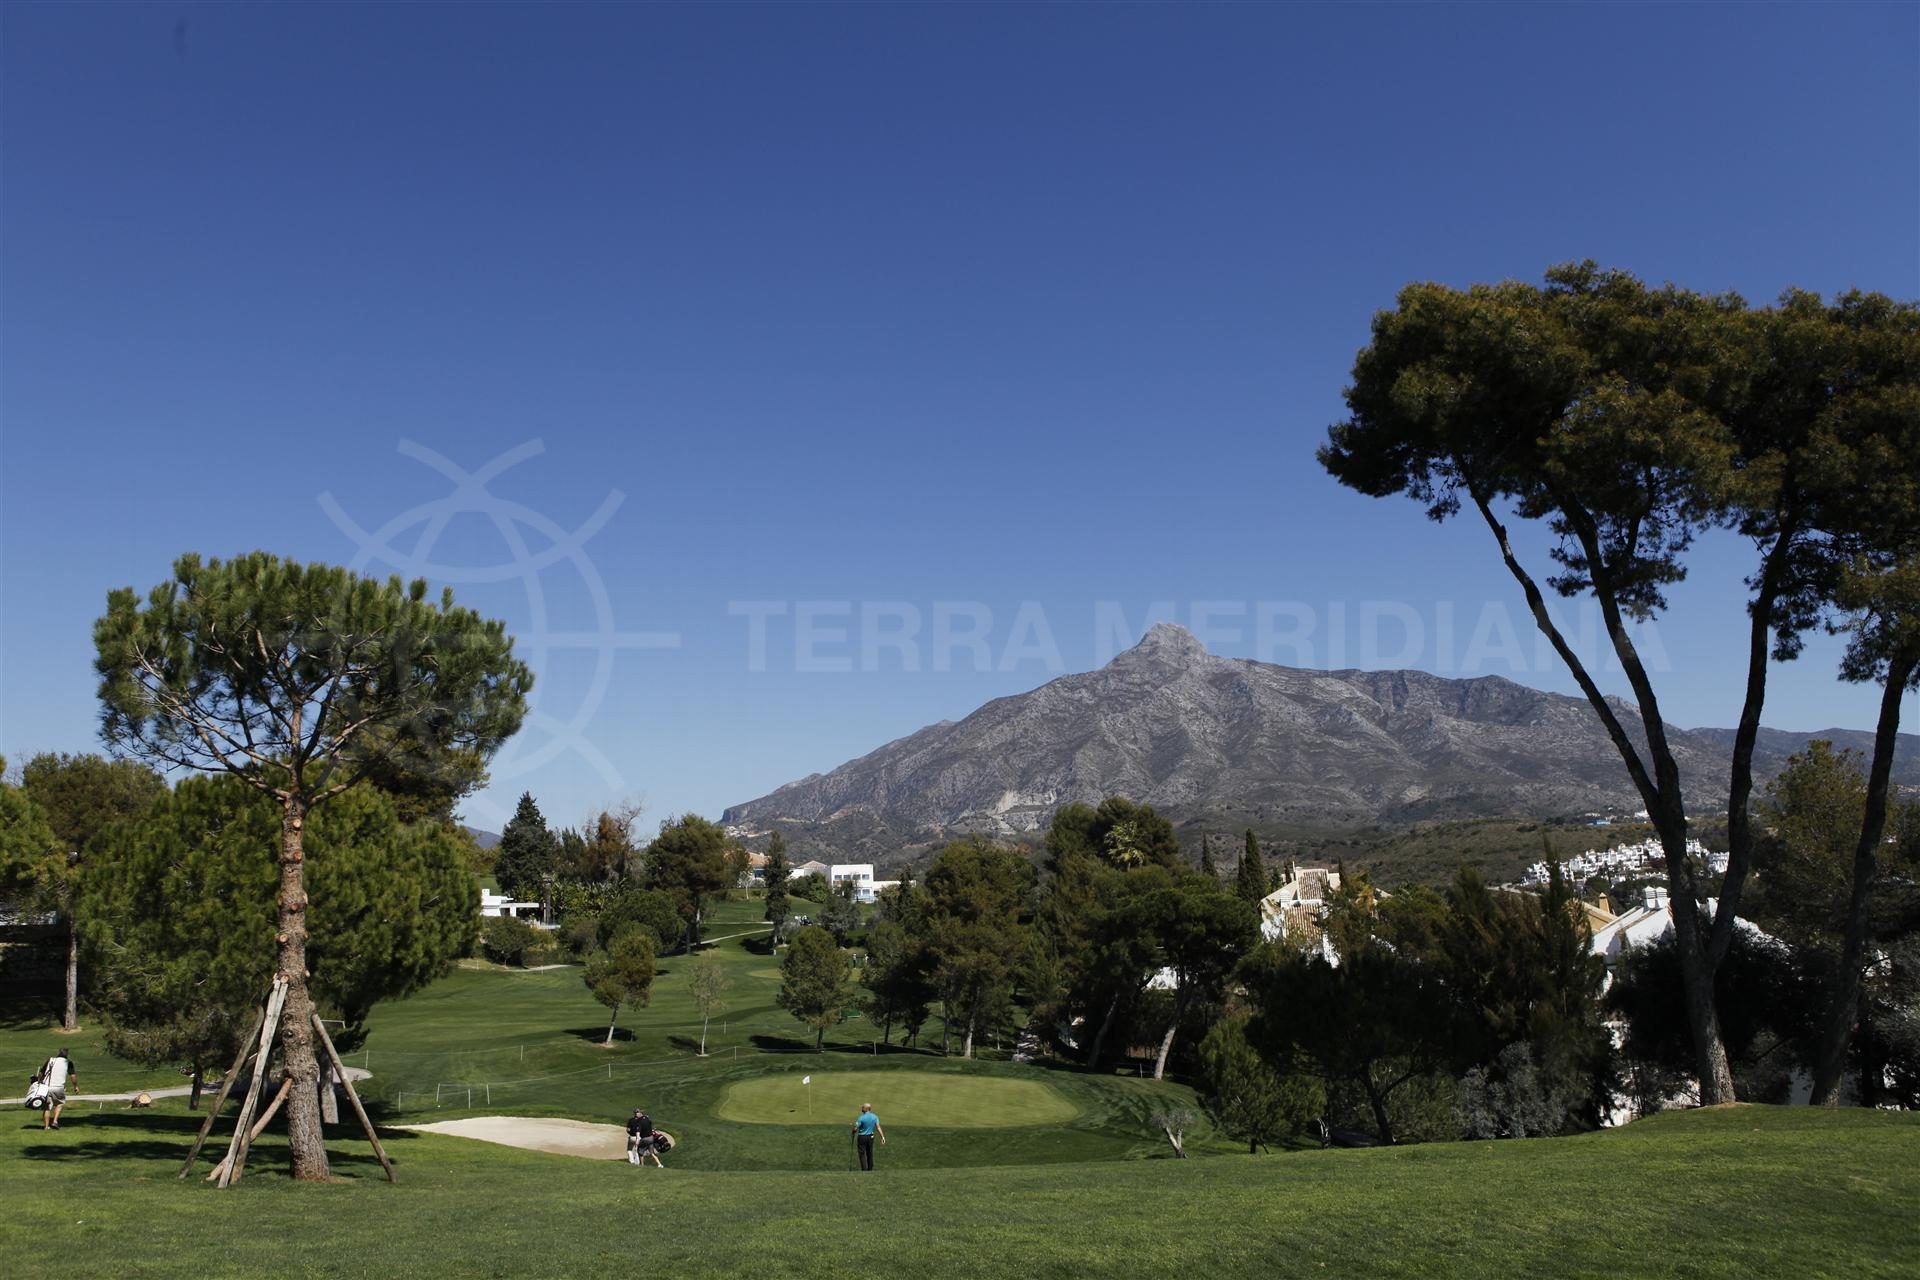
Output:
3 2 1916 832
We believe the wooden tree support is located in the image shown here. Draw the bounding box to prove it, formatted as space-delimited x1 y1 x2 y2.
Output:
206 1077 291 1182
312 1011 395 1182
182 976 397 1188
217 976 289 1189
178 1005 266 1179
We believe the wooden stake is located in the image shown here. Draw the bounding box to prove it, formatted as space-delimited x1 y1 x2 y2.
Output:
311 1011 396 1183
178 1005 266 1179
205 1077 292 1182
218 976 288 1189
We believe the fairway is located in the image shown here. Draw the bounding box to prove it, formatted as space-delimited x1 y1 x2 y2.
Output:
716 1070 1080 1127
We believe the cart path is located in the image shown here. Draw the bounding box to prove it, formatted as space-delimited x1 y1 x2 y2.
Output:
3 1066 369 1107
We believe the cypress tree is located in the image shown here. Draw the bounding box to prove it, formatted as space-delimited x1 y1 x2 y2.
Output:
495 792 556 900
1236 828 1270 903
763 829 792 937
1199 833 1218 879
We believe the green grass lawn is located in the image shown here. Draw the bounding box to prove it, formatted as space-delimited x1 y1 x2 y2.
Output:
6 895 1916 1275
0 1104 1912 1278
715 1069 1080 1127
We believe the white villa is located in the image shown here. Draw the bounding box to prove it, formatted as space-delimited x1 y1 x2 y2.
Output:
479 889 541 920
830 863 878 903
1258 865 1349 964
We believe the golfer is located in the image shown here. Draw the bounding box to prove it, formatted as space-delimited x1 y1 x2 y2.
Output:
626 1108 662 1167
37 1048 75 1130
851 1102 885 1171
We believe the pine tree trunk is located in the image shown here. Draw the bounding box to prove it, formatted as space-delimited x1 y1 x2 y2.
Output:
62 913 78 1033
1087 994 1121 1070
1810 653 1913 1106
1152 988 1185 1080
1662 824 1736 1106
189 1066 204 1111
1364 1072 1395 1145
278 796 330 1180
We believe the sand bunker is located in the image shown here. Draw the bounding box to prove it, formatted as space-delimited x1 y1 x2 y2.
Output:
397 1116 632 1160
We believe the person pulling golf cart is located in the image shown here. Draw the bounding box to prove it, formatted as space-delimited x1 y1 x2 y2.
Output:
626 1107 673 1166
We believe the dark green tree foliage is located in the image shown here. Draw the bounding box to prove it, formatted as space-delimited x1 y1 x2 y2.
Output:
480 916 540 966
1199 834 1218 880
923 838 1035 1058
0 767 59 1008
1037 800 1189 1067
584 927 657 1044
4 754 166 1031
789 872 829 905
645 814 731 950
821 878 861 945
1320 267 1745 1103
763 830 792 935
1199 1014 1325 1153
1045 798 1183 873
1608 929 1805 1109
594 884 685 954
1134 876 1259 1079
1748 743 1920 1103
1236 829 1270 904
1441 865 1611 1135
861 916 933 1045
777 924 852 1050
1321 268 1920 1108
552 828 590 883
80 776 477 1099
495 792 556 900
1243 940 1455 1145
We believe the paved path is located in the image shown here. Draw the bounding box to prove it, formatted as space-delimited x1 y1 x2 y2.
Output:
3 1066 370 1107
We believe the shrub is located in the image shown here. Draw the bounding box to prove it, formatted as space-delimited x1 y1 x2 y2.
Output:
481 916 539 967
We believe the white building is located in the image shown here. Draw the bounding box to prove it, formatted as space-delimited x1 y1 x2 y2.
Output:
1258 866 1349 964
829 863 878 904
1524 837 1724 888
479 889 541 920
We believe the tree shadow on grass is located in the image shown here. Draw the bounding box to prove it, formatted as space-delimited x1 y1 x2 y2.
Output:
748 1034 815 1054
561 1025 635 1045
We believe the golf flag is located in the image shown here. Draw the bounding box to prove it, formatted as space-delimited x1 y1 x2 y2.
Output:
802 1075 811 1084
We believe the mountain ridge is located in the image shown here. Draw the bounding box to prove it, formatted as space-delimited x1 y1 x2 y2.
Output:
723 624 1920 844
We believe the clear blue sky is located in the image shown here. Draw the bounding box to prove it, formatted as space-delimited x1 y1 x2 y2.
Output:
3 2 1916 833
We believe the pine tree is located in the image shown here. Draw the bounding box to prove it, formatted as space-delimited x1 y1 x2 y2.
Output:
1236 829 1270 903
763 830 791 937
495 792 556 900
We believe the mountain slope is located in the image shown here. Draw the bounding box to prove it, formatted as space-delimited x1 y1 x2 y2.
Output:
723 623 1920 838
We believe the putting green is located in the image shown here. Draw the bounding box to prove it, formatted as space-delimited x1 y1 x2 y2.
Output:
715 1071 1079 1128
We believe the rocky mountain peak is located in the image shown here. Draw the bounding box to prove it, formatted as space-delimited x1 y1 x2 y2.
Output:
1112 621 1211 670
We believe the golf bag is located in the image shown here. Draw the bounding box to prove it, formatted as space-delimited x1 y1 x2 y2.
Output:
25 1080 50 1110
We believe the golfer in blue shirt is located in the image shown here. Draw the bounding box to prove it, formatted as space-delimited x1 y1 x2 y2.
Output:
851 1102 885 1171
